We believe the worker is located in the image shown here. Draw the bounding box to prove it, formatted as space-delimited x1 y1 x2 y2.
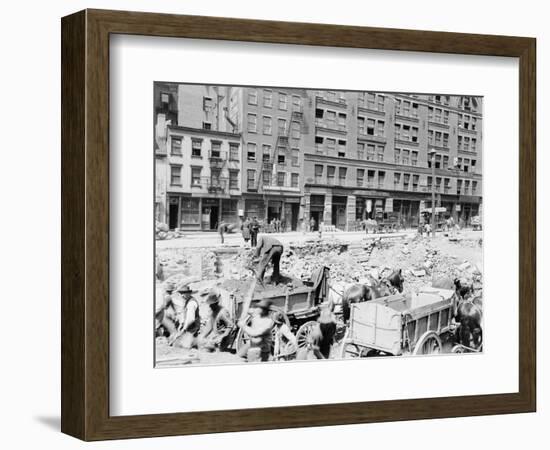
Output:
169 284 201 350
156 281 178 339
238 299 275 362
198 290 233 352
273 311 297 360
218 221 229 244
297 302 337 360
253 234 284 285
250 216 260 247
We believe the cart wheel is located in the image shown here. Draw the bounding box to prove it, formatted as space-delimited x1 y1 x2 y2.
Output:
451 344 466 353
413 331 442 355
296 321 317 350
235 306 290 355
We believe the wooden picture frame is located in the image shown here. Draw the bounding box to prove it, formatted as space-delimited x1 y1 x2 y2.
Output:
61 9 536 441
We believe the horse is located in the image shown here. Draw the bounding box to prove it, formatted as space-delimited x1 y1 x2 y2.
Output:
380 269 404 294
454 298 483 349
341 279 392 322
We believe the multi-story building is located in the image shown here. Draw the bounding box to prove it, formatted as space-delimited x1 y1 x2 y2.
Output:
155 84 242 230
302 91 483 229
154 83 483 232
227 87 311 230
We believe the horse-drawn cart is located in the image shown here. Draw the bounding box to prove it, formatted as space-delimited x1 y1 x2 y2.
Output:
340 288 456 358
233 267 332 358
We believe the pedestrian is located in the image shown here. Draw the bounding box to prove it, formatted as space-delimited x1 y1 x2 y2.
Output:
309 216 316 232
198 290 233 352
169 284 201 350
237 299 275 362
218 221 229 244
241 217 251 247
253 234 284 285
250 216 260 247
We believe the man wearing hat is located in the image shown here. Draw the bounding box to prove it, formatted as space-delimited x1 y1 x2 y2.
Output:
237 299 274 362
169 284 201 349
297 302 337 360
156 281 178 339
273 311 297 360
198 290 232 352
253 234 284 285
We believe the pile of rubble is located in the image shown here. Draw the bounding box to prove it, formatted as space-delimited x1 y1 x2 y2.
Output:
156 221 185 240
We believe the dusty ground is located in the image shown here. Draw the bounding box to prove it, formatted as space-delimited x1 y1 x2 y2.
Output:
155 230 483 367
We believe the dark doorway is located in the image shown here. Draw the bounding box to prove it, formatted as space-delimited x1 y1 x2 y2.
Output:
290 204 299 230
169 202 179 229
310 211 321 231
209 206 219 230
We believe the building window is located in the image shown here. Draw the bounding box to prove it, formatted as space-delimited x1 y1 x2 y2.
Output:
377 145 384 162
338 140 346 157
394 172 401 187
170 165 181 185
357 169 365 187
291 173 299 188
229 171 239 190
443 155 449 168
378 171 385 188
247 169 256 190
262 171 271 186
248 89 257 105
326 138 336 152
262 116 272 135
367 93 376 110
338 113 347 131
171 137 182 155
210 169 221 188
315 164 323 184
291 121 301 139
278 92 288 110
358 116 365 134
339 167 347 185
412 174 419 191
202 122 212 130
457 179 463 195
247 143 257 161
367 118 375 135
472 138 477 151
367 144 375 161
378 95 385 112
263 90 272 108
368 170 375 186
316 108 324 119
292 95 301 111
203 96 213 111
412 103 419 117
247 114 257 133
291 148 299 166
411 151 418 166
357 142 365 160
191 167 202 186
210 141 221 158
472 180 478 194
403 173 410 190
327 166 335 185
191 139 201 157
394 148 401 164
161 92 170 104
277 172 286 187
315 136 324 153
443 132 449 147
444 110 450 124
326 110 336 129
229 143 239 161
402 149 410 165
278 154 285 165
278 118 287 135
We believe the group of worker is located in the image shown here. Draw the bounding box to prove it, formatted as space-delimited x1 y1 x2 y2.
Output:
156 282 233 354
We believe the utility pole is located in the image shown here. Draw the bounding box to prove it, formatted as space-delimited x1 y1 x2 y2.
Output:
429 149 436 238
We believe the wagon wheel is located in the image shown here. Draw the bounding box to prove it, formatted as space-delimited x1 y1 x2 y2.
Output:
295 321 317 350
451 344 466 353
412 331 442 355
235 306 290 355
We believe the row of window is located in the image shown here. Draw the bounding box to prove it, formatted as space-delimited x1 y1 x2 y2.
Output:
245 143 300 166
395 123 419 143
315 108 347 131
428 130 450 147
314 136 348 157
170 165 240 190
248 89 302 111
358 92 385 112
246 170 299 189
358 117 385 137
458 135 477 152
247 114 301 137
170 137 241 160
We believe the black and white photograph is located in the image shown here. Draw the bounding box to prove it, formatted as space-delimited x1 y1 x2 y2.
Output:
154 84 483 367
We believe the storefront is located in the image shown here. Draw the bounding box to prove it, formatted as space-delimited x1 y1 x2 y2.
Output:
331 196 348 229
167 195 240 231
308 195 325 231
392 199 421 228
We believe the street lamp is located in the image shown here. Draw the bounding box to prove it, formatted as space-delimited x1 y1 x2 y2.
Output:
428 149 437 238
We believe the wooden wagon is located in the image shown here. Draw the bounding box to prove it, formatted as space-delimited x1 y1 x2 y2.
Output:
340 287 456 357
232 266 332 358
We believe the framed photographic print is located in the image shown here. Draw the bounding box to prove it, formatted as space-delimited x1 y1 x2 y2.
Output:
61 9 536 441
